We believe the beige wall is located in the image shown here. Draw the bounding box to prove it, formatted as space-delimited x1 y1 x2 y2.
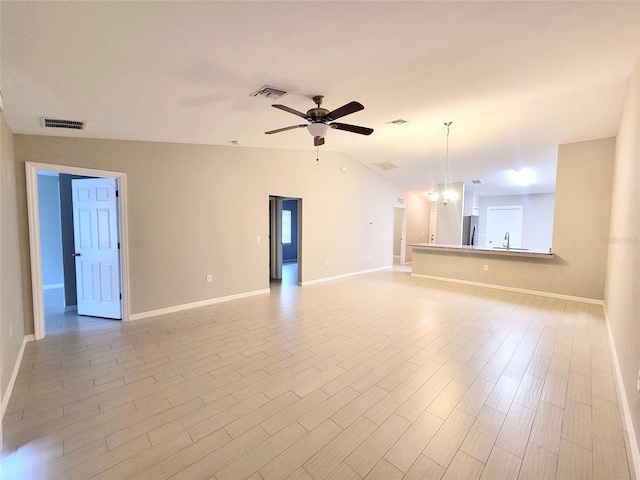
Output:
605 59 640 452
404 191 431 263
435 182 464 245
14 135 404 317
1 116 27 400
412 137 615 301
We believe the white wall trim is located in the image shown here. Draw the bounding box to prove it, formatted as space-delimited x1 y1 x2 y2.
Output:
130 265 393 320
411 273 604 305
43 283 64 290
603 307 640 479
64 305 78 312
26 162 131 341
1 334 35 420
301 265 392 286
129 288 271 321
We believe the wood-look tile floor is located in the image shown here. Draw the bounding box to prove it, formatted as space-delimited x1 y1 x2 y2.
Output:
1 268 634 480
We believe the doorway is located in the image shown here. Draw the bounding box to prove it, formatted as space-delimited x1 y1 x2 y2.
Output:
393 205 407 265
429 208 438 245
269 196 301 286
26 162 130 340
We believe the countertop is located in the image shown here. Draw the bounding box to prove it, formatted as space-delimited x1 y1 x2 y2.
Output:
409 243 555 259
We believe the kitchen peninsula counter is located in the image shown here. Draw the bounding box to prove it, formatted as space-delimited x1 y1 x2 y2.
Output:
408 242 578 299
409 243 554 259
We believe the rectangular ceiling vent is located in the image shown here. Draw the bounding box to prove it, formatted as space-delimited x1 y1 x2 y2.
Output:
40 117 85 130
250 85 287 100
374 161 400 171
471 179 483 184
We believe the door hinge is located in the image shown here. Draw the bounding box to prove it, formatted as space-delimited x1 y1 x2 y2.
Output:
118 242 120 249
120 293 122 300
116 190 119 197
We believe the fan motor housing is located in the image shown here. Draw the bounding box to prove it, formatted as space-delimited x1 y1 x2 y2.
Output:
307 107 329 120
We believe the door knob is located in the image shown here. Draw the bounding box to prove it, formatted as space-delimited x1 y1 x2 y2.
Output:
73 253 81 257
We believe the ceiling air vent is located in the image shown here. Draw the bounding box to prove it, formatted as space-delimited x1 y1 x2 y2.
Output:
250 85 287 100
386 119 407 125
374 161 400 171
471 179 483 184
40 117 85 130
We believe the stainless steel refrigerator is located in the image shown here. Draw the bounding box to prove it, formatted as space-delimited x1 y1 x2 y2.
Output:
462 215 479 246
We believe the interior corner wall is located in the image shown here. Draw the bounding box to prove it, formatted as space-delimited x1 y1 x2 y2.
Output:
14 136 402 317
404 191 431 263
604 58 640 455
552 137 614 299
435 181 464 245
1 115 28 401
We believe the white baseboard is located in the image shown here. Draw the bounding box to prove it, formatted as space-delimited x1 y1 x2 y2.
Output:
129 288 271 321
65 305 78 312
301 265 392 286
1 334 35 420
604 308 640 479
43 283 64 290
410 273 604 305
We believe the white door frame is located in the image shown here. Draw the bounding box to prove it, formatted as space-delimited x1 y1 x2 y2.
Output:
26 162 131 340
269 196 302 285
393 205 407 265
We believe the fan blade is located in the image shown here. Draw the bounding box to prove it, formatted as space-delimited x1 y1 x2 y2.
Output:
314 136 325 147
272 104 310 120
324 101 364 121
330 122 374 136
265 124 307 135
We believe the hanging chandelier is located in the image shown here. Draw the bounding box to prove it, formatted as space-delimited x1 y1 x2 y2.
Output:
428 121 457 206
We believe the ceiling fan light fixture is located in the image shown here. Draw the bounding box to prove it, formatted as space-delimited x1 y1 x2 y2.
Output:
266 97 372 146
307 123 329 138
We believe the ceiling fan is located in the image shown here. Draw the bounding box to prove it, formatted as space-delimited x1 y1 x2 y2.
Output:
265 95 373 146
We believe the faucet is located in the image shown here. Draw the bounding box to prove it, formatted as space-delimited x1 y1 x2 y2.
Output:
503 232 510 250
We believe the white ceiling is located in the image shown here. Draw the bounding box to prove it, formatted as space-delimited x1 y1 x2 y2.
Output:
2 1 638 196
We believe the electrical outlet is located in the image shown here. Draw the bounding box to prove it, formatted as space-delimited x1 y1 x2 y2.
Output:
484 265 489 271
256 236 260 243
325 260 328 267
636 370 640 393
206 274 212 283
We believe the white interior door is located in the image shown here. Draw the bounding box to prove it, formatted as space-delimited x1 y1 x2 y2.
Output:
72 178 122 319
485 205 523 249
429 208 438 245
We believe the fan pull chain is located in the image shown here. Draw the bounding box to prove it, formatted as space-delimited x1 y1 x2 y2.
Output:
316 145 320 166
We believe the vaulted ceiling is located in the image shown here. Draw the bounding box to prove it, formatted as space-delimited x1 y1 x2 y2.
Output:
2 1 638 196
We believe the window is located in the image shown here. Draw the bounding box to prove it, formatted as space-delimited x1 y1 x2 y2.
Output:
282 210 292 244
